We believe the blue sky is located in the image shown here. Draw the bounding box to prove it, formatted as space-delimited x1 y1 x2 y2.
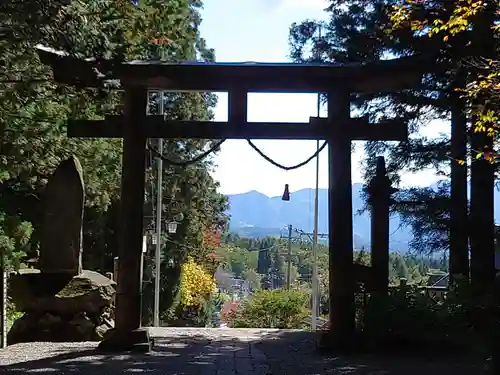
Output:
199 0 449 197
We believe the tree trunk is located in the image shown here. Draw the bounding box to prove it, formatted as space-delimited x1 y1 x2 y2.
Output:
469 0 496 295
449 69 469 283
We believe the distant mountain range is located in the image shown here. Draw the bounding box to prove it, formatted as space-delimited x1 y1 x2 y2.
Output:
226 183 500 252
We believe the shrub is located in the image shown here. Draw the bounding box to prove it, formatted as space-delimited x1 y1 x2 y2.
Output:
360 283 488 356
6 297 22 332
221 300 239 323
227 288 310 329
161 257 218 327
179 256 216 308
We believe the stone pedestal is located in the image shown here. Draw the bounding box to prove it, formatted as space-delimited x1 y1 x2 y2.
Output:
8 270 116 344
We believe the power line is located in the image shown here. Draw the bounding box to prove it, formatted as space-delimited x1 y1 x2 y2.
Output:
295 228 328 241
163 238 282 254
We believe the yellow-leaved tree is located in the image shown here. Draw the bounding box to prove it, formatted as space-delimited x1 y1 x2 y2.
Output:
179 256 217 308
390 0 499 160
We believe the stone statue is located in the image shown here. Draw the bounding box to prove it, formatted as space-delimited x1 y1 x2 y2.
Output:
38 155 84 275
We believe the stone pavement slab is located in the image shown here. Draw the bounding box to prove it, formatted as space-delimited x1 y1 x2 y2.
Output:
255 330 489 375
0 328 489 375
0 328 276 375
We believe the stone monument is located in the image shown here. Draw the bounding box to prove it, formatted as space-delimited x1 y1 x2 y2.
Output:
38 155 84 275
8 156 116 344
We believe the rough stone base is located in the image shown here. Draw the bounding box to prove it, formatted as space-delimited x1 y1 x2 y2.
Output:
7 269 116 344
9 270 116 314
97 328 152 353
8 311 114 345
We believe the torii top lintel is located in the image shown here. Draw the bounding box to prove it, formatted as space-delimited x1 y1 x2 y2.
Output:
36 45 429 94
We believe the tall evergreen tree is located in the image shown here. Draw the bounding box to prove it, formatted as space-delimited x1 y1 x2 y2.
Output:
0 0 228 322
389 0 499 287
270 251 286 289
288 0 477 281
257 247 270 275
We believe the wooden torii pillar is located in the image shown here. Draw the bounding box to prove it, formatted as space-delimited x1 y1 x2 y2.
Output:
36 46 426 352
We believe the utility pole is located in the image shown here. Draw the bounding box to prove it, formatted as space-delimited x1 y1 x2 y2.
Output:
286 224 293 289
297 228 328 329
312 143 320 327
153 93 164 327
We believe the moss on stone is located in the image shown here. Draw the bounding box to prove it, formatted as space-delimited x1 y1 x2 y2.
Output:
56 279 95 297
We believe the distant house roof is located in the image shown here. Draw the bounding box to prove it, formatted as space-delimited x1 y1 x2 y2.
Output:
426 256 500 288
427 273 449 288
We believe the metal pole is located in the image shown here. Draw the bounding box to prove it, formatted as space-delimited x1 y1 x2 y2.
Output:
312 97 321 330
286 224 293 289
139 235 147 326
312 25 322 331
1 255 7 348
153 93 164 327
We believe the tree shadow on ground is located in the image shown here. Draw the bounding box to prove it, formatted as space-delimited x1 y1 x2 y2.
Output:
0 333 253 374
254 330 490 375
0 329 490 375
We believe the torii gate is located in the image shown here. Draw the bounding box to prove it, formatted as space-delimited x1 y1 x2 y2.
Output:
37 46 426 352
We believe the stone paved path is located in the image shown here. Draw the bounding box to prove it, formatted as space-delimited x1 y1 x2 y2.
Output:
255 330 488 375
0 328 276 374
0 328 489 374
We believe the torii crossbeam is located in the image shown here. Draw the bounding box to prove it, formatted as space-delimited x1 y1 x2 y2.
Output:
37 45 428 352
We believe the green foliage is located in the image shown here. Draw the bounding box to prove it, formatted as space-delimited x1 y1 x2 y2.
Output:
391 1 499 155
268 251 286 288
222 235 442 316
389 252 428 285
0 212 33 268
0 0 228 330
392 183 453 255
257 237 275 274
159 284 224 328
241 269 261 291
361 284 487 355
197 291 226 328
0 0 129 267
287 0 474 258
6 297 22 333
215 243 258 277
227 289 310 329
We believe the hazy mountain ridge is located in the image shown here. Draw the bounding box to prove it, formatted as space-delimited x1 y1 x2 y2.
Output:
226 183 500 252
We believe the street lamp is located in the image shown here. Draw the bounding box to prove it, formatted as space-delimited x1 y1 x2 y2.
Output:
167 221 178 234
166 212 184 234
153 210 184 326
